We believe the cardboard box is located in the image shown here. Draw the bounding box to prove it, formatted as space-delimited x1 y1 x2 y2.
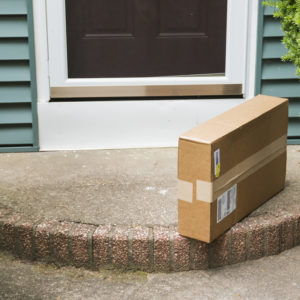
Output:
178 95 288 243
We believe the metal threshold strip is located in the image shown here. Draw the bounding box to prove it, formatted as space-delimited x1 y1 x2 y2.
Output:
51 84 243 98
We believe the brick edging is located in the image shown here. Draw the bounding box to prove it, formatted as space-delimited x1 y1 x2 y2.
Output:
0 205 299 272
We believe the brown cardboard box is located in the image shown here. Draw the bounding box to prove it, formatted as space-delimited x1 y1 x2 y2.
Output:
178 95 288 243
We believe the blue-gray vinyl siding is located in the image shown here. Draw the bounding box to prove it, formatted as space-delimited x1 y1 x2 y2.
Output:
256 3 300 144
0 0 38 152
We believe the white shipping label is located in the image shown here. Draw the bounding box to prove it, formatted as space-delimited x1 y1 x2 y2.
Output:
217 184 237 223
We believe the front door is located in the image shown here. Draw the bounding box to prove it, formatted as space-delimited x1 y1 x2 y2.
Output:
66 0 227 78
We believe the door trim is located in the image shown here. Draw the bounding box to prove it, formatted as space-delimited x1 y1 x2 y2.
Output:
32 0 260 150
44 0 249 98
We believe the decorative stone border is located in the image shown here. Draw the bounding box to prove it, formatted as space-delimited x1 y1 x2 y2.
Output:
0 204 299 272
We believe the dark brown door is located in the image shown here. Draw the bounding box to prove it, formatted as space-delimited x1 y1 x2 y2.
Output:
66 0 227 78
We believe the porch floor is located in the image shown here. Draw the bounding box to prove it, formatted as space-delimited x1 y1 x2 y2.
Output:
0 147 299 226
0 148 179 226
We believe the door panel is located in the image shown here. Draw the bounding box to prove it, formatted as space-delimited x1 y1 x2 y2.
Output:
159 0 207 36
82 0 134 38
66 0 227 78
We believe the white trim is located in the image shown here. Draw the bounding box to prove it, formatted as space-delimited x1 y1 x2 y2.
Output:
33 0 50 103
244 0 259 99
45 0 248 92
38 98 245 151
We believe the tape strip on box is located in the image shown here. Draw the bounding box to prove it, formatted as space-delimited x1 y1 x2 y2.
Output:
196 134 286 203
178 180 193 203
196 180 213 203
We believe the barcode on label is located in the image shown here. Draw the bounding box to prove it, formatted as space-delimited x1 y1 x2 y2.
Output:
217 184 237 223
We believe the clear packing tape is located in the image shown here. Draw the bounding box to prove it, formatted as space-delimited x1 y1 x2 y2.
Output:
179 135 287 204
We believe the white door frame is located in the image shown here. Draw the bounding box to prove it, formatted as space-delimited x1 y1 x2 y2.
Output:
32 0 259 150
47 0 248 92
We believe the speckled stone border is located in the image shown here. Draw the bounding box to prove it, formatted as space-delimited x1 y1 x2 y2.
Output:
0 204 299 272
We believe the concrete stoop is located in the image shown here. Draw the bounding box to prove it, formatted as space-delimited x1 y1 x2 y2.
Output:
0 147 299 272
0 204 299 272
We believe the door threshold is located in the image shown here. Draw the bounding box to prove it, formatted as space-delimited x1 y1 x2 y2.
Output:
51 84 242 99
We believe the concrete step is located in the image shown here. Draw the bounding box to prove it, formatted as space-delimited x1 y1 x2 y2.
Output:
0 146 299 271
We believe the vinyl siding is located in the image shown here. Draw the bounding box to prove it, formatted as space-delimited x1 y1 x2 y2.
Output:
256 2 300 144
0 0 38 152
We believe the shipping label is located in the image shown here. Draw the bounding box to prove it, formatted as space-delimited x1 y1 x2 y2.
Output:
217 184 237 223
214 149 221 178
